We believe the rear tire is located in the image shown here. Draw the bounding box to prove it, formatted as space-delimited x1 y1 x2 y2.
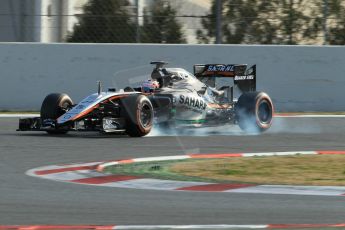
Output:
40 93 73 134
235 91 273 133
121 94 153 137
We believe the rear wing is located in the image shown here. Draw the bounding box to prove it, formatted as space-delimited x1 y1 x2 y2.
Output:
193 64 256 92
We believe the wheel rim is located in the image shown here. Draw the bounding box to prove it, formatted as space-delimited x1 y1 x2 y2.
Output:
58 101 72 116
257 100 272 124
61 101 70 110
140 102 152 128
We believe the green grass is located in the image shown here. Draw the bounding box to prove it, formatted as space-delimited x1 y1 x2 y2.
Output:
103 154 345 186
103 159 231 183
171 155 345 186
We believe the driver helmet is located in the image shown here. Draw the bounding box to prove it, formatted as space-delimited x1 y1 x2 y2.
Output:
141 79 159 93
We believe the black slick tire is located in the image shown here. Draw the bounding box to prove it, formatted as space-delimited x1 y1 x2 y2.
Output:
235 91 273 133
40 93 73 134
121 94 153 137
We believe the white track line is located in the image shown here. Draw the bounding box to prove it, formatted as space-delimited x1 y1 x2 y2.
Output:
0 113 39 118
228 185 345 196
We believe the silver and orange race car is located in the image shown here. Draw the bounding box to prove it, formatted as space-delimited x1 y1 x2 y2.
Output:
18 61 274 137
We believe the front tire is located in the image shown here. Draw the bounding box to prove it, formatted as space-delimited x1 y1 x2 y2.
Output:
40 93 73 134
235 91 273 133
121 94 153 137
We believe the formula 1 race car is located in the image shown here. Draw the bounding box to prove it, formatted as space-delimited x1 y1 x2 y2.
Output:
18 61 274 137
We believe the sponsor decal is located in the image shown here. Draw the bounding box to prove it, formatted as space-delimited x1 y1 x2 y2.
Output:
75 105 85 110
80 95 98 104
81 100 95 104
63 115 72 119
61 104 86 121
206 65 234 72
234 75 254 80
179 95 207 110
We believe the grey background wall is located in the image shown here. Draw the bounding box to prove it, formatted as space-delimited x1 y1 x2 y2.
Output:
0 43 344 111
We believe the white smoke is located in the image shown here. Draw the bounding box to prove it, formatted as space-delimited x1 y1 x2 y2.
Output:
235 108 263 135
147 116 324 137
269 117 321 134
147 123 254 137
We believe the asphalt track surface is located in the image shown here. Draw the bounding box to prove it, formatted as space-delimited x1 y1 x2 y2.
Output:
1 117 345 225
